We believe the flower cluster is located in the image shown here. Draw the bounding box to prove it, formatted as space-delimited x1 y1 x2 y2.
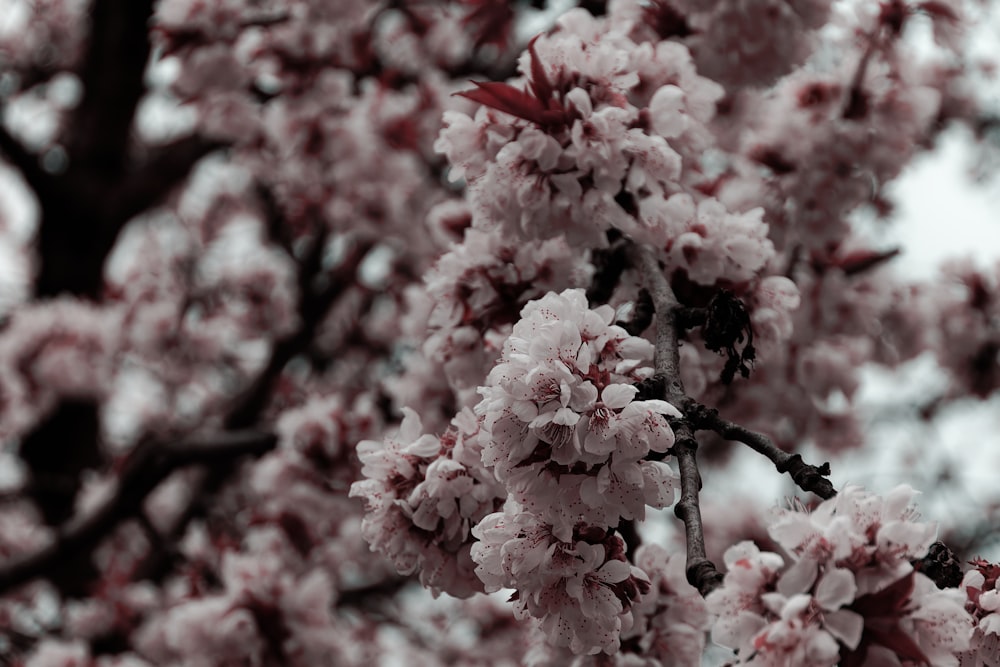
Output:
960 559 1000 667
476 289 679 542
625 545 711 666
435 6 776 288
350 408 505 598
471 509 649 655
708 486 973 666
417 227 593 407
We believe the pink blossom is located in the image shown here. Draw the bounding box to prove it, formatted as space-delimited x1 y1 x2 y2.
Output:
710 487 973 665
351 408 504 597
471 508 649 655
477 289 678 540
627 545 710 666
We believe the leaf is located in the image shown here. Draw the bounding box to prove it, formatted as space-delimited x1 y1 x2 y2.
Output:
456 81 549 126
918 1 960 22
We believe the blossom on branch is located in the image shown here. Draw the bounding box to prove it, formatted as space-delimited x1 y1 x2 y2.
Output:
708 486 974 666
476 289 679 541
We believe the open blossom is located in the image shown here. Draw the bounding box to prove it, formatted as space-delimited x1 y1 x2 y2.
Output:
960 559 1000 667
626 545 710 667
350 408 505 598
476 289 679 541
660 195 774 285
471 507 649 655
709 486 973 666
435 8 728 253
768 485 938 596
417 227 593 406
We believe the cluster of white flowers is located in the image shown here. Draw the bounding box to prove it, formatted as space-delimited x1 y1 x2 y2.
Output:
707 486 973 666
434 6 775 289
471 508 649 655
475 289 679 542
350 408 505 598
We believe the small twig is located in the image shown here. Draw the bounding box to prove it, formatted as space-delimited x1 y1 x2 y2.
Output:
616 519 642 562
690 405 836 500
586 235 628 305
335 576 411 609
627 242 723 595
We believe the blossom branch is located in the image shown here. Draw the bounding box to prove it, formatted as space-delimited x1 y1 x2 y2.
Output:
136 235 374 581
627 242 723 596
0 430 276 596
110 135 226 226
689 405 837 500
7 235 371 595
224 234 373 429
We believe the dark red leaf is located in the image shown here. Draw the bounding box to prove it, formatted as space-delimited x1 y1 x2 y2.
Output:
456 81 548 125
461 0 516 49
837 248 901 276
527 36 554 105
918 1 960 22
865 624 930 664
851 572 915 618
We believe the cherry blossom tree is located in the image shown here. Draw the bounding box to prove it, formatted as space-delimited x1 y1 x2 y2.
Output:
0 0 999 665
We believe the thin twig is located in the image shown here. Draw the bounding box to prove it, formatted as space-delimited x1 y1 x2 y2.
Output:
627 242 723 596
690 405 837 500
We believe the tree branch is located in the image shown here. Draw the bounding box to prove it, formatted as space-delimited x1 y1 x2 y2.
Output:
689 405 836 500
224 234 373 429
110 135 226 226
627 243 684 400
66 0 155 175
0 430 276 596
627 242 723 596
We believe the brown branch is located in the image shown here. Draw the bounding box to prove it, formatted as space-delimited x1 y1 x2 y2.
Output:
224 234 373 429
110 135 226 225
627 242 723 596
30 0 221 298
66 0 155 176
335 576 411 609
689 405 836 500
0 430 276 596
132 234 373 587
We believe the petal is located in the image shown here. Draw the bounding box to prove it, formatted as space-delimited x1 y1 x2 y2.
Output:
601 383 638 409
824 609 864 649
815 568 857 610
596 559 631 584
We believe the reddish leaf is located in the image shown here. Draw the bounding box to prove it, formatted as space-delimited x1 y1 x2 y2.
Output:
918 1 960 22
865 624 930 664
527 36 554 104
842 574 930 666
461 0 516 49
456 81 549 125
837 248 901 276
851 572 915 618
